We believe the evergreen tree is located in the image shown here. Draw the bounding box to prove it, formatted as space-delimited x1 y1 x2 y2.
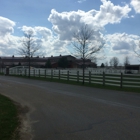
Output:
18 62 21 66
45 59 52 68
100 63 105 68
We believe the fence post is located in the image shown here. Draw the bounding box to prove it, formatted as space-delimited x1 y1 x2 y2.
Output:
77 71 79 82
103 72 105 86
34 69 35 77
5 67 9 76
120 73 123 88
25 69 26 76
39 69 40 77
59 70 60 80
89 71 91 84
45 69 46 78
51 70 53 80
67 71 69 81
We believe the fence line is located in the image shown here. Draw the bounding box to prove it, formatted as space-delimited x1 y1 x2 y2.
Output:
8 68 140 88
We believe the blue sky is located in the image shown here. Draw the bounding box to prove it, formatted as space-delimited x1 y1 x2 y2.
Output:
0 0 140 65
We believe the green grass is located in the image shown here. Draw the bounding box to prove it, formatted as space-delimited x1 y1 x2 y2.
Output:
0 94 20 140
0 72 4 75
8 74 140 94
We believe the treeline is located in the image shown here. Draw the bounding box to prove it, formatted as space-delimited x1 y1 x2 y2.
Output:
100 56 130 68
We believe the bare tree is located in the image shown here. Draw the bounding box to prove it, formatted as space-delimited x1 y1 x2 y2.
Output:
134 40 140 58
110 57 119 68
105 61 108 67
124 56 130 67
92 57 97 65
18 31 41 78
72 24 104 84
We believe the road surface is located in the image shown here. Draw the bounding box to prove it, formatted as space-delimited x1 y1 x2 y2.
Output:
0 75 140 140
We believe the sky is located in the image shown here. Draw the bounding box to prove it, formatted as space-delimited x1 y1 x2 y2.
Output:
0 0 140 65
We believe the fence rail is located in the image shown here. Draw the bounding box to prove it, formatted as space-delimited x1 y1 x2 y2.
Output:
8 68 140 88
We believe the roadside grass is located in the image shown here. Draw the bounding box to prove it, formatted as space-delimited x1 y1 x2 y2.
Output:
8 74 140 94
0 94 20 140
0 72 4 75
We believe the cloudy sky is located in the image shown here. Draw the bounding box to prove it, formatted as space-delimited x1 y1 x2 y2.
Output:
0 0 140 65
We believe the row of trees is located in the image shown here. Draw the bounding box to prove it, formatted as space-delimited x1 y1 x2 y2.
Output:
100 56 130 68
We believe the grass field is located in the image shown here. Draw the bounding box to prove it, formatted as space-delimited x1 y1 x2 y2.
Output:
0 94 20 140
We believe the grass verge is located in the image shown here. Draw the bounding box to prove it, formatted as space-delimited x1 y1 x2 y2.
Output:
0 72 4 75
0 94 20 140
9 74 140 94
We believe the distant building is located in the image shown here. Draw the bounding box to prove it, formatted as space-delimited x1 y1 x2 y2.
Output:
0 55 97 68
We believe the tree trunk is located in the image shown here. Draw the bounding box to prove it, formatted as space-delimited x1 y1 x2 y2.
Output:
29 57 30 78
82 59 85 85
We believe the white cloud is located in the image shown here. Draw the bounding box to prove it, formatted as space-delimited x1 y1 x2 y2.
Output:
48 9 85 40
34 26 52 40
51 40 69 55
0 17 20 55
104 33 140 64
0 23 54 56
130 0 140 13
0 16 15 36
96 0 131 25
21 26 52 40
47 0 131 59
0 0 136 63
105 33 139 51
19 26 69 56
77 0 86 3
20 26 36 35
48 0 131 40
0 34 21 56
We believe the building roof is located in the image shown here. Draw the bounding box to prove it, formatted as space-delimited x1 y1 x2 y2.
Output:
0 55 75 60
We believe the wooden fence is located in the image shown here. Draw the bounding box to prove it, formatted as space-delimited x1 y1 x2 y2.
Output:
8 68 140 88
